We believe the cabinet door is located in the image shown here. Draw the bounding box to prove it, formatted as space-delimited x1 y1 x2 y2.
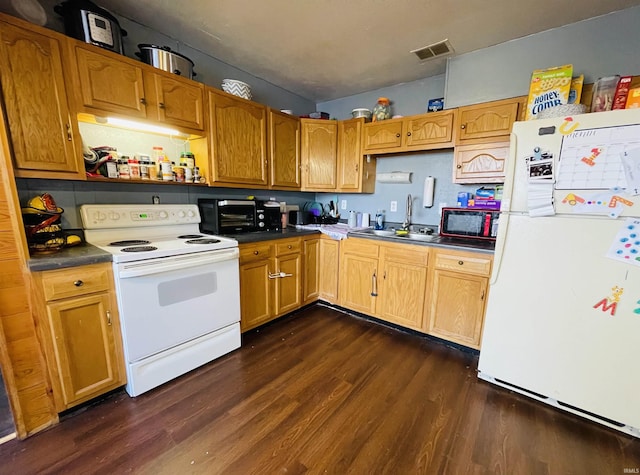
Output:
0 21 83 178
405 110 454 149
269 109 301 189
428 270 488 349
319 238 340 303
453 142 509 184
337 118 364 192
378 245 429 331
239 259 272 331
303 238 320 304
457 99 520 143
148 73 205 131
362 120 403 152
339 253 378 315
208 89 268 186
46 293 124 408
74 45 147 118
301 119 337 190
274 253 302 316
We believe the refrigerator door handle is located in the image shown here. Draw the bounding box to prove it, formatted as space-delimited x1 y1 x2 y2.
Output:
490 212 510 285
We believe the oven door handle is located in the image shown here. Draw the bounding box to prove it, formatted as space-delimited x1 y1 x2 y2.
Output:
117 248 239 278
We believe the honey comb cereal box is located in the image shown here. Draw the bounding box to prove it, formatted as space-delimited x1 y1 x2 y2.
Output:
525 64 573 120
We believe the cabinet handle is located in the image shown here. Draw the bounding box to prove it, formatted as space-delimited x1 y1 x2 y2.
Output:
383 271 386 280
371 270 378 297
253 250 259 255
73 280 83 287
287 244 292 249
461 124 466 129
66 123 72 141
407 132 411 137
355 163 359 172
457 164 462 169
106 310 112 326
481 290 485 300
458 260 464 265
395 133 400 138
140 98 147 105
159 102 166 109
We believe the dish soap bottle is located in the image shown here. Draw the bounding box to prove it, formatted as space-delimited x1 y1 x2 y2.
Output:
374 209 385 230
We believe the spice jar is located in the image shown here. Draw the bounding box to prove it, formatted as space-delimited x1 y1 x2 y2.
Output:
161 158 173 181
117 158 130 179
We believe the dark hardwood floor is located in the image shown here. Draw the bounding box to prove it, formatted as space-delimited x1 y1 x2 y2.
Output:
1 305 638 474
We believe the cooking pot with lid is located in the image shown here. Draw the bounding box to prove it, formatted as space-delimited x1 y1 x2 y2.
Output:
136 44 196 79
54 0 127 55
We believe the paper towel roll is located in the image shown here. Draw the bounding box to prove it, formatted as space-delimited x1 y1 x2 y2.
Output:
423 176 435 208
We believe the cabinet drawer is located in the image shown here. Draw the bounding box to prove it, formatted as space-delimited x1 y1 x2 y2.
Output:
381 243 429 266
341 238 379 258
239 242 273 264
434 251 492 276
41 263 112 301
275 238 301 256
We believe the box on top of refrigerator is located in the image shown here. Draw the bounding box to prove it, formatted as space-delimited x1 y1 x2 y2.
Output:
525 64 573 120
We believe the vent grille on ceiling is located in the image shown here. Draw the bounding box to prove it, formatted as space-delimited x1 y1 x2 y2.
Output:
411 39 454 61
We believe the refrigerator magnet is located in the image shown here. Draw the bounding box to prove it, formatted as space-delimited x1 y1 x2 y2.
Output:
605 218 640 266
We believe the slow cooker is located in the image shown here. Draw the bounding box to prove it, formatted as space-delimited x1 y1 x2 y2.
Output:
54 0 127 55
136 44 196 79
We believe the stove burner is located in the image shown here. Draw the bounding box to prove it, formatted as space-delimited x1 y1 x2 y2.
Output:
121 246 158 252
178 234 204 239
185 238 221 245
110 239 151 247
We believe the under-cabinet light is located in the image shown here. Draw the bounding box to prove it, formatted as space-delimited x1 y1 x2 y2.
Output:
106 117 187 137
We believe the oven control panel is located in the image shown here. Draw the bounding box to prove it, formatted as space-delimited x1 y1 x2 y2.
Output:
80 204 200 229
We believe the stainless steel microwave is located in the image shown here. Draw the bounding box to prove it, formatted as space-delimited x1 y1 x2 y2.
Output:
439 208 499 241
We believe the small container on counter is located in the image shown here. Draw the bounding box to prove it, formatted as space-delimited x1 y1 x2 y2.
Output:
194 166 201 183
174 165 185 182
184 166 193 182
106 160 118 178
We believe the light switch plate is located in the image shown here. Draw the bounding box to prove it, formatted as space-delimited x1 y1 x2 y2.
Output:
340 200 347 210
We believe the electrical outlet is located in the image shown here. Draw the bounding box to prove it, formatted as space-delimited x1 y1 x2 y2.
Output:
340 200 347 210
390 201 397 212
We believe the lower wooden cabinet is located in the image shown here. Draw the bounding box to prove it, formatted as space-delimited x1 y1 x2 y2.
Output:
427 249 492 349
32 262 126 412
338 238 429 331
239 237 310 332
303 237 320 304
318 235 340 303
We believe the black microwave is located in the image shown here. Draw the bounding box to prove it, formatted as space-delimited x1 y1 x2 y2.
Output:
439 208 499 241
198 199 281 234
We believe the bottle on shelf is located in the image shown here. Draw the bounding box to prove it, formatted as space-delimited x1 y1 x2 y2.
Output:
152 146 166 180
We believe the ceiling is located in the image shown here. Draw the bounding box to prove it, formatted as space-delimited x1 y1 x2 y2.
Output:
92 0 640 102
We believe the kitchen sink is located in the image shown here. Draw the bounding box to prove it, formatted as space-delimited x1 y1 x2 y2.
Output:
372 229 395 237
407 232 437 241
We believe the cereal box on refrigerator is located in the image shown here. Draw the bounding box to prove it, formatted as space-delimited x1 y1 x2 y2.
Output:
525 64 573 120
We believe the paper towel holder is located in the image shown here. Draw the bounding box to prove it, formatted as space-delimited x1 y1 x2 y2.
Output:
377 171 412 184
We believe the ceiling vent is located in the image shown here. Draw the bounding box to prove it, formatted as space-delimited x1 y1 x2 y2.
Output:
410 39 454 61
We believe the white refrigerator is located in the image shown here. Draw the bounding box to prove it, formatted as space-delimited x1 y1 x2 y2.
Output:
478 108 640 437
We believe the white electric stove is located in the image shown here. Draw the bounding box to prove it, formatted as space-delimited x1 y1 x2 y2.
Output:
80 204 241 397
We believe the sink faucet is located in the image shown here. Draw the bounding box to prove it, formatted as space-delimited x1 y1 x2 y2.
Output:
402 194 412 230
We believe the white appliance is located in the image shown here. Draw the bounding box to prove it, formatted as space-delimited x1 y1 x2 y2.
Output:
81 204 241 397
478 109 640 437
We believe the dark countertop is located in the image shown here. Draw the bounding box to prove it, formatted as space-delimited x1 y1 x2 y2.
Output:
223 228 321 244
28 243 113 272
26 226 492 271
347 230 495 254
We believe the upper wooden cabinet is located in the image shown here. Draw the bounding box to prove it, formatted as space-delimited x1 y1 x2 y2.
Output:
337 118 376 193
70 43 205 132
301 118 338 191
362 110 455 154
0 16 84 179
207 88 268 187
453 142 509 184
301 118 376 193
268 109 301 189
455 98 521 145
